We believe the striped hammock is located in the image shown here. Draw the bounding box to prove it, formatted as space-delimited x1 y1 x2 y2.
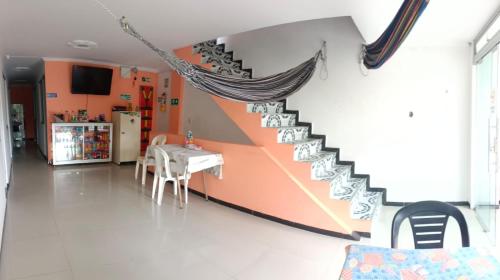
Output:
363 0 429 69
119 18 323 103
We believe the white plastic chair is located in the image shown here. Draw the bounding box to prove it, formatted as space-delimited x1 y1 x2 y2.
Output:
151 146 185 206
135 134 167 185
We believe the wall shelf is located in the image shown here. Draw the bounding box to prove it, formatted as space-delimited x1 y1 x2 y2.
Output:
139 86 154 154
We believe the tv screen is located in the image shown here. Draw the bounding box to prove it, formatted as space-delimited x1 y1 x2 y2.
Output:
71 65 113 95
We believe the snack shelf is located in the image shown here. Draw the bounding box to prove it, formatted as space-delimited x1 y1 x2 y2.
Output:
52 123 113 165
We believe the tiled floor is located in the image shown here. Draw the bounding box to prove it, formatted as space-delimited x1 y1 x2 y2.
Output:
0 144 494 279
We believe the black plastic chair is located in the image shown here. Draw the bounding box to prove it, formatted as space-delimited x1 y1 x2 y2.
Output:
391 201 470 249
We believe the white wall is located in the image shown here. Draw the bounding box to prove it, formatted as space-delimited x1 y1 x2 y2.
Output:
0 39 10 251
221 17 472 202
182 81 253 144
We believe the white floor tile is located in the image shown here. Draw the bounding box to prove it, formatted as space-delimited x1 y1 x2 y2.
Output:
4 211 59 243
1 236 70 279
0 144 495 280
234 248 325 280
12 270 73 280
194 236 270 276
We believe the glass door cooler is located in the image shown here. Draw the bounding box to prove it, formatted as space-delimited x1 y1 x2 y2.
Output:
52 123 113 165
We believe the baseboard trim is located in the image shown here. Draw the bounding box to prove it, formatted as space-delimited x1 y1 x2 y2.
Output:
185 187 367 241
147 171 371 240
384 201 470 207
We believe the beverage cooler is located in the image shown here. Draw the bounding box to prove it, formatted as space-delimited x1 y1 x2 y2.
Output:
52 123 113 165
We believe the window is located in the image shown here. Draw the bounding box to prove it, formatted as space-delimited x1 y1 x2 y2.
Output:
476 13 500 58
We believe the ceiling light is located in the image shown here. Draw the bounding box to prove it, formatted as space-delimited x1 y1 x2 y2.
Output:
67 40 98 50
15 66 30 71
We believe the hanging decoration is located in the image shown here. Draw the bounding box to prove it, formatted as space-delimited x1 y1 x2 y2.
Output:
362 0 429 69
139 85 154 153
158 92 168 112
118 17 324 103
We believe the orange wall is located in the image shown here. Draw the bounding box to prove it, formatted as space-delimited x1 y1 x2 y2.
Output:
151 132 354 235
44 60 158 161
10 84 35 139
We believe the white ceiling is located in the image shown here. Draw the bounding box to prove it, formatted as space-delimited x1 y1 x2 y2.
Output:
3 56 43 83
1 0 499 81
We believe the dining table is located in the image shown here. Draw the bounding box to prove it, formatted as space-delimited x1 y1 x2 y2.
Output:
340 244 500 279
156 144 224 205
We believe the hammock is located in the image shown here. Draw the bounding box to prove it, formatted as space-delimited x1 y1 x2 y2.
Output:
119 17 323 102
363 0 429 69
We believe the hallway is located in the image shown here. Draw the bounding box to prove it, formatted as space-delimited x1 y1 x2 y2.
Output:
0 144 359 280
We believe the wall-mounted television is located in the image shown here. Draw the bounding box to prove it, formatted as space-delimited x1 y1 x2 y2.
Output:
71 65 113 95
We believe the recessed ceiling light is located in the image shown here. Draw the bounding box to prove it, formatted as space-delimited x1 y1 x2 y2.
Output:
15 66 30 71
67 40 98 50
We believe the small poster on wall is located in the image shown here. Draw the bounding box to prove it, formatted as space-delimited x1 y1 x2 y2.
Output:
158 92 167 112
120 93 131 101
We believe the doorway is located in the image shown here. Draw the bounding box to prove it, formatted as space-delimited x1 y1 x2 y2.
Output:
34 76 47 158
9 84 36 144
11 104 25 148
472 46 499 245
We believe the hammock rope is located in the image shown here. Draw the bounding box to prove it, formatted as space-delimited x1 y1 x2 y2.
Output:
363 0 429 69
119 17 323 102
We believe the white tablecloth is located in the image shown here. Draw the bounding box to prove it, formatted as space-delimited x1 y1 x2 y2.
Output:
156 144 224 179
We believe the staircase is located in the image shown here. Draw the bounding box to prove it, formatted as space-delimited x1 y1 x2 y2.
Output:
192 40 385 225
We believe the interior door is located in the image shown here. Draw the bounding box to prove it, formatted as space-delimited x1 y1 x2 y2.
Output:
38 77 47 157
473 47 498 245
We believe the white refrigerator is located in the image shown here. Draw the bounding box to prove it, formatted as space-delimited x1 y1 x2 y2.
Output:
112 111 141 164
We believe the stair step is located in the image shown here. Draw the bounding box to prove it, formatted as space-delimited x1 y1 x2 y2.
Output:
261 113 296 127
314 164 351 182
301 151 337 178
299 151 336 163
210 59 242 70
247 102 284 114
193 40 251 78
211 64 250 78
350 189 383 220
192 40 217 54
290 139 322 161
201 53 233 65
331 178 366 201
277 126 309 143
300 151 337 179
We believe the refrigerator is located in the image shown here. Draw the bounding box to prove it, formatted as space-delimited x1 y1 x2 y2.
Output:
112 111 141 164
52 123 112 165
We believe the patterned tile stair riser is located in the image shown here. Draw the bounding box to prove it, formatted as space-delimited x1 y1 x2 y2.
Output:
254 102 382 220
277 127 309 143
193 40 251 78
261 113 296 128
193 40 382 221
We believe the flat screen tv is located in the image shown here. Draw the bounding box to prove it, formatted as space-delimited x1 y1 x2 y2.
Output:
71 65 113 95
